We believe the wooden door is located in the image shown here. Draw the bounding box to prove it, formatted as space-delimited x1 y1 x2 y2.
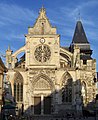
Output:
34 97 41 114
44 97 51 114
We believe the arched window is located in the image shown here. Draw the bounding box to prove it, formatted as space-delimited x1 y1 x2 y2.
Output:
14 72 23 102
62 78 72 103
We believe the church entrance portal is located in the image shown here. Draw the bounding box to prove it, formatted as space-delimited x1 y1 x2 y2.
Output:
33 76 52 115
34 96 51 115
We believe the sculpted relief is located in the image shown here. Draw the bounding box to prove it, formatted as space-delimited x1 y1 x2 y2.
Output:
34 77 51 90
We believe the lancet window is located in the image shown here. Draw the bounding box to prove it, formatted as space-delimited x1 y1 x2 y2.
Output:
62 77 72 103
14 72 23 102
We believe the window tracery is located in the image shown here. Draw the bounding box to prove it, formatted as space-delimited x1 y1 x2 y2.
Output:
34 77 51 90
14 72 23 102
34 45 51 62
62 77 72 103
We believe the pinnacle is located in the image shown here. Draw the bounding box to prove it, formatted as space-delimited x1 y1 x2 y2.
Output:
39 6 46 15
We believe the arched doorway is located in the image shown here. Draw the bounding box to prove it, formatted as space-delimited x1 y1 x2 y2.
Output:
33 75 54 115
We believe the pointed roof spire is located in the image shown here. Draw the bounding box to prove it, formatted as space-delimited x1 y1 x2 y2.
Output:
72 20 89 44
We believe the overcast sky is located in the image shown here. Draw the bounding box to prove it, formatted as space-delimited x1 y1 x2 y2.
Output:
0 0 98 70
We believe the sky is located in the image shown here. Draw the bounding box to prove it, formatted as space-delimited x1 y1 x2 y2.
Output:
0 0 98 70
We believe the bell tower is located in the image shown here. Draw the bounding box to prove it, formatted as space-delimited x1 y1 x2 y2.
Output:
25 7 60 69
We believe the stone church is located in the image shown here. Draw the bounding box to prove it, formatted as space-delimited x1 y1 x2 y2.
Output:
5 7 97 116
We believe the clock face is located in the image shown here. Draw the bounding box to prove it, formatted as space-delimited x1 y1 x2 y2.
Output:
40 38 45 43
34 45 51 62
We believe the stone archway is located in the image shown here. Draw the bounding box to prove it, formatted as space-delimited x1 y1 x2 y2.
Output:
61 72 73 103
32 74 54 115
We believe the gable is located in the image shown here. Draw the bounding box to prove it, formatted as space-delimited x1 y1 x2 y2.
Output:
28 7 56 35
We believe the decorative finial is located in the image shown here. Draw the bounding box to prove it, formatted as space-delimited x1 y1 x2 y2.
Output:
39 5 46 14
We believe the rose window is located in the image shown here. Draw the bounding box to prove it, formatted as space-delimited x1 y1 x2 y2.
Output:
34 45 51 62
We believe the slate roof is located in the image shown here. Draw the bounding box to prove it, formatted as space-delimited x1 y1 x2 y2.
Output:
72 21 89 44
80 55 92 60
61 47 69 51
15 54 25 67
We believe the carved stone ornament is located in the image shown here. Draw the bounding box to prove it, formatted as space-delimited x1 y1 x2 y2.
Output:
34 77 51 90
14 72 23 83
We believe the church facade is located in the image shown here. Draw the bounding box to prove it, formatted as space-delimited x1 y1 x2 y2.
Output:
6 7 97 116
